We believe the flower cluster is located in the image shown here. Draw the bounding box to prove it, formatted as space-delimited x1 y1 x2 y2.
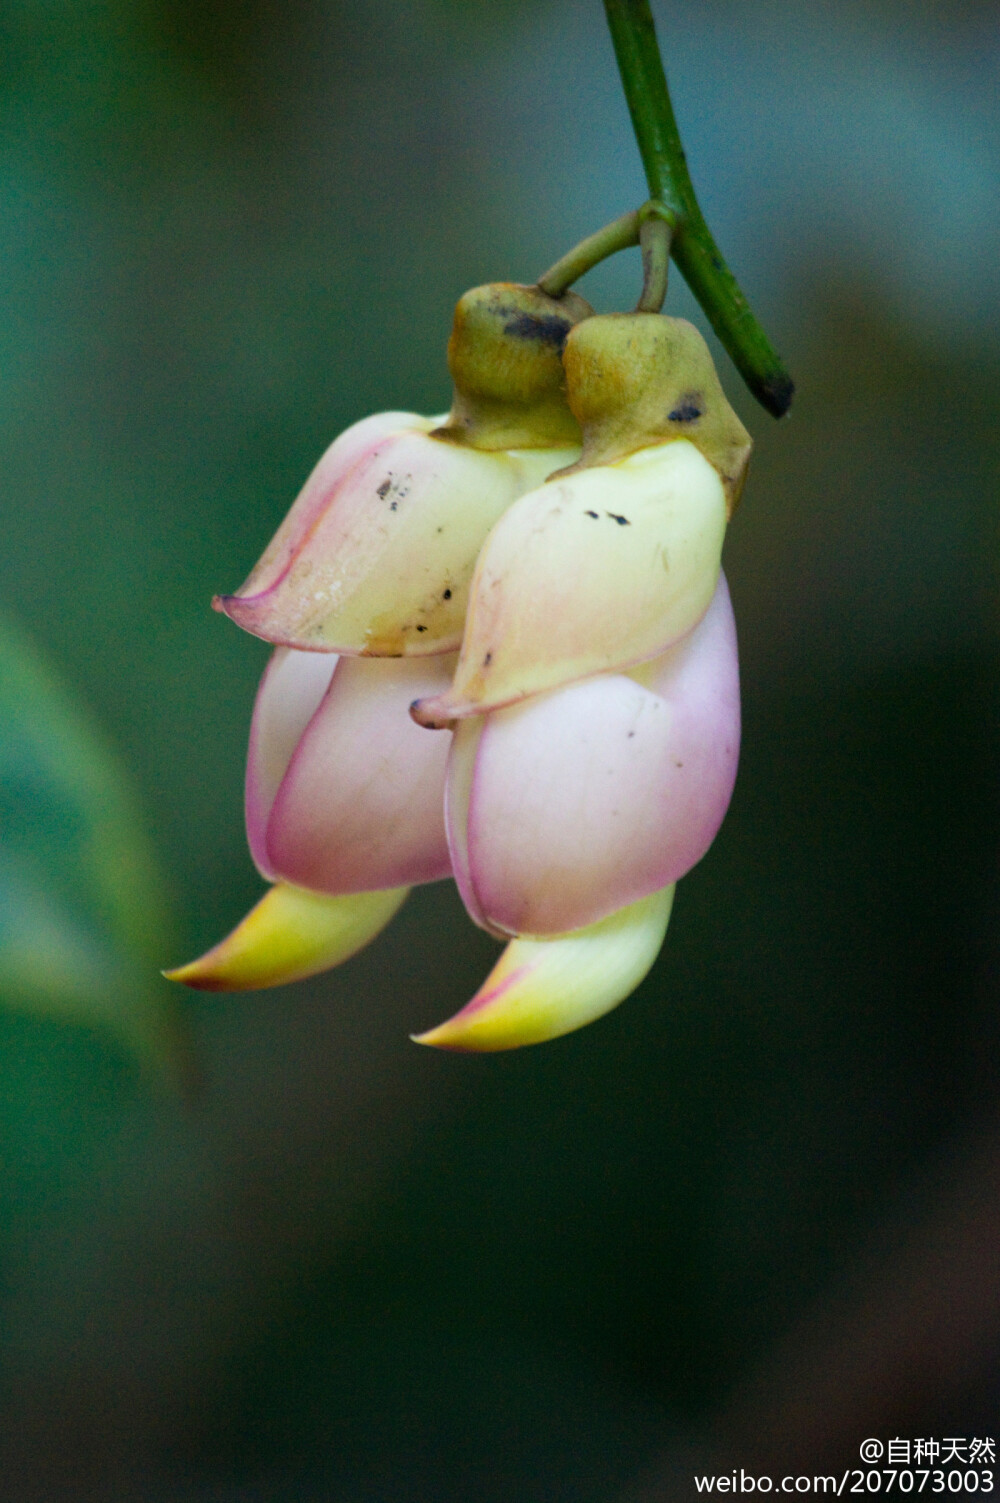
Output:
167 283 751 1050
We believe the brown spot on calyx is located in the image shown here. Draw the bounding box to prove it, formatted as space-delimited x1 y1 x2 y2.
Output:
438 283 592 451
502 310 573 349
560 314 753 511
668 392 703 423
376 478 392 498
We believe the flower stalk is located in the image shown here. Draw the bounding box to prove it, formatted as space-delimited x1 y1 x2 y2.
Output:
636 204 674 313
537 209 641 298
602 0 794 417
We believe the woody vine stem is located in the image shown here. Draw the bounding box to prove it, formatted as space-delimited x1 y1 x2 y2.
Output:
538 0 794 419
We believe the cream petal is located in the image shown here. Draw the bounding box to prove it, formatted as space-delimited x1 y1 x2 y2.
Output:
225 411 420 601
411 885 674 1051
164 881 408 992
410 438 726 726
449 574 739 936
266 655 455 894
245 647 339 879
217 424 578 656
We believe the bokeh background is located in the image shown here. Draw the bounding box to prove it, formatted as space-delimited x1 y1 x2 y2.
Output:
2 0 999 1497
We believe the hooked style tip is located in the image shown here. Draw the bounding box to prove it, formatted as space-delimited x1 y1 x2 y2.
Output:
163 881 409 992
409 696 458 731
411 884 675 1051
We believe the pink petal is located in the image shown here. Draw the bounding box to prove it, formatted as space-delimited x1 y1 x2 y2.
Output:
444 714 493 934
448 574 739 936
222 411 416 603
245 648 339 879
266 655 456 893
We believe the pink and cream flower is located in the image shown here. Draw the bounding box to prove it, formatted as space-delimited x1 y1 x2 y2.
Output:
167 299 751 1051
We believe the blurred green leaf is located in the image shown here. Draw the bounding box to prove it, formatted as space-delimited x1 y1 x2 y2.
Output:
0 614 192 1086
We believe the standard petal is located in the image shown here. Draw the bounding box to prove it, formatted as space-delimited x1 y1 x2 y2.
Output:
447 574 739 936
265 655 455 894
410 438 726 725
164 881 408 992
217 425 578 656
411 885 674 1051
245 647 339 879
223 411 419 601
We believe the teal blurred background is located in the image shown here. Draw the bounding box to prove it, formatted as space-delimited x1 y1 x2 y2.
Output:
2 0 999 1497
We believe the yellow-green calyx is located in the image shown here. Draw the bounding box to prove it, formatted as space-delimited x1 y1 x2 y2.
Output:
436 283 593 452
561 313 752 513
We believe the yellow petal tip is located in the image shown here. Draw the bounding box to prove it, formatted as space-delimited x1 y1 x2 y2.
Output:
411 886 675 1052
161 958 231 991
408 1022 482 1052
164 881 409 993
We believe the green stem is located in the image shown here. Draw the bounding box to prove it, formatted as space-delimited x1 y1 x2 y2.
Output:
602 0 794 417
537 209 641 297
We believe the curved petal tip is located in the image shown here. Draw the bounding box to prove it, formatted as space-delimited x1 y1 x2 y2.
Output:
164 881 408 992
411 884 674 1052
212 591 267 636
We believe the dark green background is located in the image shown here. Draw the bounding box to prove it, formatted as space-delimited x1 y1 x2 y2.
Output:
2 0 998 1497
